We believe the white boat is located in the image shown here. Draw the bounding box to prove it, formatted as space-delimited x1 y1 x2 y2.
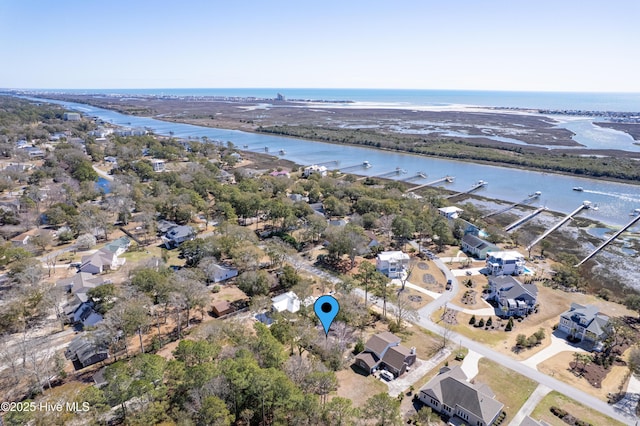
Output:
529 191 542 198
573 187 584 192
477 180 488 186
363 161 372 168
631 208 640 216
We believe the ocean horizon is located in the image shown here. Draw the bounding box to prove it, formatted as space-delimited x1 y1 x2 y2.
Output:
7 88 640 112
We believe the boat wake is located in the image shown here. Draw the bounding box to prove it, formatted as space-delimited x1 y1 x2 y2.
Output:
583 190 640 203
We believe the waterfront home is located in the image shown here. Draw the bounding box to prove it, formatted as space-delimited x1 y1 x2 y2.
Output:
376 251 410 278
558 303 610 344
302 164 328 177
63 112 81 121
460 233 499 260
438 206 463 219
418 366 504 426
271 291 301 313
485 275 537 318
354 331 416 377
485 250 525 276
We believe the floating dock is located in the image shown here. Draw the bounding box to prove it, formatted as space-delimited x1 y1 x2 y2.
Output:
445 180 488 199
504 207 547 232
575 213 640 267
484 191 542 219
405 176 454 192
526 201 593 252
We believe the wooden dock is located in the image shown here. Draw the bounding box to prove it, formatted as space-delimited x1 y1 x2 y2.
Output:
526 202 592 252
575 213 640 267
405 176 454 193
445 180 487 199
504 207 547 232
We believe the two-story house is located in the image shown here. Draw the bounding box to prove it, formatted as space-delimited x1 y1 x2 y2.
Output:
485 250 525 276
485 275 538 318
558 303 610 344
376 251 410 279
461 233 499 260
162 225 196 249
418 366 504 426
354 331 416 377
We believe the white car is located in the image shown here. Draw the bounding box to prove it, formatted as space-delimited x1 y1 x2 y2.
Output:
380 370 394 381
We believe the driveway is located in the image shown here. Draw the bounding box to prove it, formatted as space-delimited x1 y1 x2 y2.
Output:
460 350 483 380
386 348 451 397
612 374 640 418
508 384 552 426
521 330 588 370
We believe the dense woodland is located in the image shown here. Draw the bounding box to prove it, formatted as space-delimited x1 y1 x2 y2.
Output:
0 96 638 425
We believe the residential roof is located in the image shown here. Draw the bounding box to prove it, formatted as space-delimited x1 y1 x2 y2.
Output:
365 331 401 357
561 303 610 331
377 251 409 262
165 225 195 239
491 275 538 299
438 206 464 214
381 345 412 372
57 272 105 294
461 233 496 251
103 236 130 253
81 250 114 270
354 352 379 371
421 366 504 425
486 250 524 261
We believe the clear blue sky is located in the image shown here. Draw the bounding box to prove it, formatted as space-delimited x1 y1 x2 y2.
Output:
2 0 639 92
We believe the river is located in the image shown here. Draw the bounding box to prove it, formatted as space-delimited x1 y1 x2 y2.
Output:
33 97 640 229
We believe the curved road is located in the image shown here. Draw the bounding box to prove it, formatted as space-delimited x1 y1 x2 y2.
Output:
355 257 634 424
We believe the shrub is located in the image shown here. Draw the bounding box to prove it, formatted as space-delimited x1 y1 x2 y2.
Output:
211 285 221 293
505 317 514 331
516 334 527 347
486 317 493 327
477 318 485 327
469 315 476 325
354 339 365 354
534 328 545 341
550 406 567 418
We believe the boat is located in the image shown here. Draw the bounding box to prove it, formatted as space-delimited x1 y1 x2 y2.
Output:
573 187 584 192
631 208 640 216
279 149 286 155
529 191 542 198
363 161 372 168
477 180 488 186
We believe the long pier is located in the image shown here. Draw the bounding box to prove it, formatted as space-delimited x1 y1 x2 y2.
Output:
484 192 542 219
339 161 372 172
401 172 428 182
315 160 339 167
357 167 406 181
504 207 547 232
405 176 454 193
526 202 592 252
446 180 488 199
575 213 640 267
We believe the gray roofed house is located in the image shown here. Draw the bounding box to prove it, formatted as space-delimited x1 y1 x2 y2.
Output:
58 272 106 327
79 248 125 274
102 236 131 256
418 366 504 426
65 334 109 369
486 275 538 318
162 225 196 249
558 303 611 344
461 233 499 260
354 331 416 376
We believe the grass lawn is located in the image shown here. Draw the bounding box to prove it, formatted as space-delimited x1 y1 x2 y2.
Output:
530 391 627 426
474 358 538 422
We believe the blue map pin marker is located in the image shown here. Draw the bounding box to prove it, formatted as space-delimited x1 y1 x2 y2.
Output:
314 295 340 337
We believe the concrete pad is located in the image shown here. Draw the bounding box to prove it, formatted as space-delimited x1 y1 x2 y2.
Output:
460 349 483 380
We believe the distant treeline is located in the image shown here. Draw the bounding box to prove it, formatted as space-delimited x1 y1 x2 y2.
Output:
257 125 640 183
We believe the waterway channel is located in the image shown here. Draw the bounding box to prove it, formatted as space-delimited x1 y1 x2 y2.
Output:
34 98 640 229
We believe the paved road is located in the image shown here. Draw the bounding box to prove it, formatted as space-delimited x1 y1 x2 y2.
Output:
355 257 635 424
